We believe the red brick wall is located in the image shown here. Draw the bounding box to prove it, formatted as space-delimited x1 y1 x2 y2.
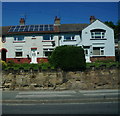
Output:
6 58 31 64
6 58 48 64
90 56 115 62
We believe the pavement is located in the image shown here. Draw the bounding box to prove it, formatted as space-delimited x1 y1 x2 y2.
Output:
1 89 120 104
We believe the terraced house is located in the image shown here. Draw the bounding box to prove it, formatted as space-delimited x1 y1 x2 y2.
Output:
1 16 115 63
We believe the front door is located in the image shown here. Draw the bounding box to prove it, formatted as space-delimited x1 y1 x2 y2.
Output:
1 49 7 62
84 48 91 63
30 49 38 64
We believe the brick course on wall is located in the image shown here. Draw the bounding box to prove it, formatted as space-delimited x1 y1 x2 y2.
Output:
6 58 48 64
90 56 115 62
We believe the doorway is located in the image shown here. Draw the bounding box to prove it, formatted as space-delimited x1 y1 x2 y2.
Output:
30 48 38 64
1 48 7 62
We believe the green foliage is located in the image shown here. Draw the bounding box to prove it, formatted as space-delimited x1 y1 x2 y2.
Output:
104 20 120 40
104 21 115 29
49 45 86 71
2 60 55 71
7 60 15 67
39 62 53 70
86 62 119 68
0 60 7 69
94 59 115 63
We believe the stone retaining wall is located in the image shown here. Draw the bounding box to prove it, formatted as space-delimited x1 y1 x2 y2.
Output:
1 68 120 91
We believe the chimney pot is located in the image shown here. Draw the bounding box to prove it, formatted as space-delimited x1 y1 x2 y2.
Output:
90 16 96 23
54 16 60 25
20 18 25 25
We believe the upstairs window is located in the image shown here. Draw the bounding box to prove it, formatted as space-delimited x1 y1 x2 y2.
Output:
64 35 75 41
91 29 106 39
43 35 53 41
14 36 24 41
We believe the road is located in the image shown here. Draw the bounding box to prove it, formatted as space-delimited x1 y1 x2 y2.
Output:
2 102 119 114
1 89 120 115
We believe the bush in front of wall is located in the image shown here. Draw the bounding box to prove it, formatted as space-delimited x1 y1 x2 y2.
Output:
0 60 7 69
49 45 86 71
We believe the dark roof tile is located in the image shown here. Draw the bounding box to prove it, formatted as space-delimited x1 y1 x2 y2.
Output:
2 26 11 35
60 24 89 32
1 24 89 35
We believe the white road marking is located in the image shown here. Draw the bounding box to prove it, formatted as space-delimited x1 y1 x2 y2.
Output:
79 89 120 93
3 101 119 106
18 91 76 95
83 92 119 96
16 94 72 98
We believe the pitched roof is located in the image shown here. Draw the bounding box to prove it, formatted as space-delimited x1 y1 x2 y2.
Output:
60 24 89 32
2 23 89 35
2 26 11 35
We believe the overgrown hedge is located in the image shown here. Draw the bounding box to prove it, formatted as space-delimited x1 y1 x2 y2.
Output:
49 45 86 71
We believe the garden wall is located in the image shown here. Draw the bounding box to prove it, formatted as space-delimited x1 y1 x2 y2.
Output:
1 67 120 91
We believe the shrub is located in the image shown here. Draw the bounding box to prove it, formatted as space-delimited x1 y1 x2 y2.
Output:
7 60 15 67
95 59 115 63
49 45 86 71
0 60 7 69
39 62 51 71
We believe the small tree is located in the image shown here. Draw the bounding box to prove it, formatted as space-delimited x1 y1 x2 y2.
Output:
49 45 86 71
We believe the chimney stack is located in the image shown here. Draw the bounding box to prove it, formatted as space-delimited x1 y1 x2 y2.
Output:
19 18 25 25
54 16 60 25
90 16 96 23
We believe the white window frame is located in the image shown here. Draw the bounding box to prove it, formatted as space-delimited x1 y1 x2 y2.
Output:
15 49 23 58
14 36 25 41
91 29 106 39
91 31 105 39
43 35 53 41
43 48 54 57
64 35 76 41
92 47 105 56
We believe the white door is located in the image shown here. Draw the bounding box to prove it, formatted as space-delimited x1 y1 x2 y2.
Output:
84 49 91 63
30 50 38 64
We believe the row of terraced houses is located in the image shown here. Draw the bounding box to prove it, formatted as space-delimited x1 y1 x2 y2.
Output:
0 16 115 63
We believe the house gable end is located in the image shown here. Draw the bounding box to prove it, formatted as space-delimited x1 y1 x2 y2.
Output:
82 19 114 32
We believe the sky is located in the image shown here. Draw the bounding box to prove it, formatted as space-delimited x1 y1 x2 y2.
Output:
2 2 119 26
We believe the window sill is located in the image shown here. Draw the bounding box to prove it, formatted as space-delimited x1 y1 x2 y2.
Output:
42 40 55 42
91 56 106 58
42 56 48 58
13 41 25 43
63 40 76 42
90 39 107 40
14 57 23 58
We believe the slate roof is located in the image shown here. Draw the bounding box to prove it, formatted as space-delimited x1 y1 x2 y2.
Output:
60 24 89 32
2 23 89 35
2 26 11 36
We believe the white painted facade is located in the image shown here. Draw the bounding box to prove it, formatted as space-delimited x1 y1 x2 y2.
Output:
1 19 115 63
59 20 115 62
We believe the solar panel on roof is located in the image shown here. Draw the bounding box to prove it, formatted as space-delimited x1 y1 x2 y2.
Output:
8 24 54 32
